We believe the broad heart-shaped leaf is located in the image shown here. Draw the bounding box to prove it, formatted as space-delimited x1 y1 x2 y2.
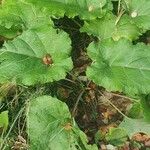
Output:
126 0 150 30
0 26 73 85
86 39 150 94
120 117 150 138
27 96 98 150
25 0 112 20
81 13 141 41
0 0 52 38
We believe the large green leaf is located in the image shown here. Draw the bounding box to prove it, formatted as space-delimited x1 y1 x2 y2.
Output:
0 0 52 38
120 117 150 138
86 39 150 94
126 0 150 30
0 26 73 85
27 96 98 150
26 0 112 20
81 13 141 41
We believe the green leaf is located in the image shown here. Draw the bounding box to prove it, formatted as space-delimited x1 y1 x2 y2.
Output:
0 24 22 39
76 129 98 150
127 102 142 119
0 26 73 85
27 96 98 150
86 39 150 94
127 0 150 30
120 117 150 138
81 13 116 40
112 15 141 41
81 13 141 41
26 0 111 20
0 111 9 132
105 128 128 146
0 0 52 38
140 95 150 122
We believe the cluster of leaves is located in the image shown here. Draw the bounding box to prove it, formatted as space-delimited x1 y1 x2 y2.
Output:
0 0 150 149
